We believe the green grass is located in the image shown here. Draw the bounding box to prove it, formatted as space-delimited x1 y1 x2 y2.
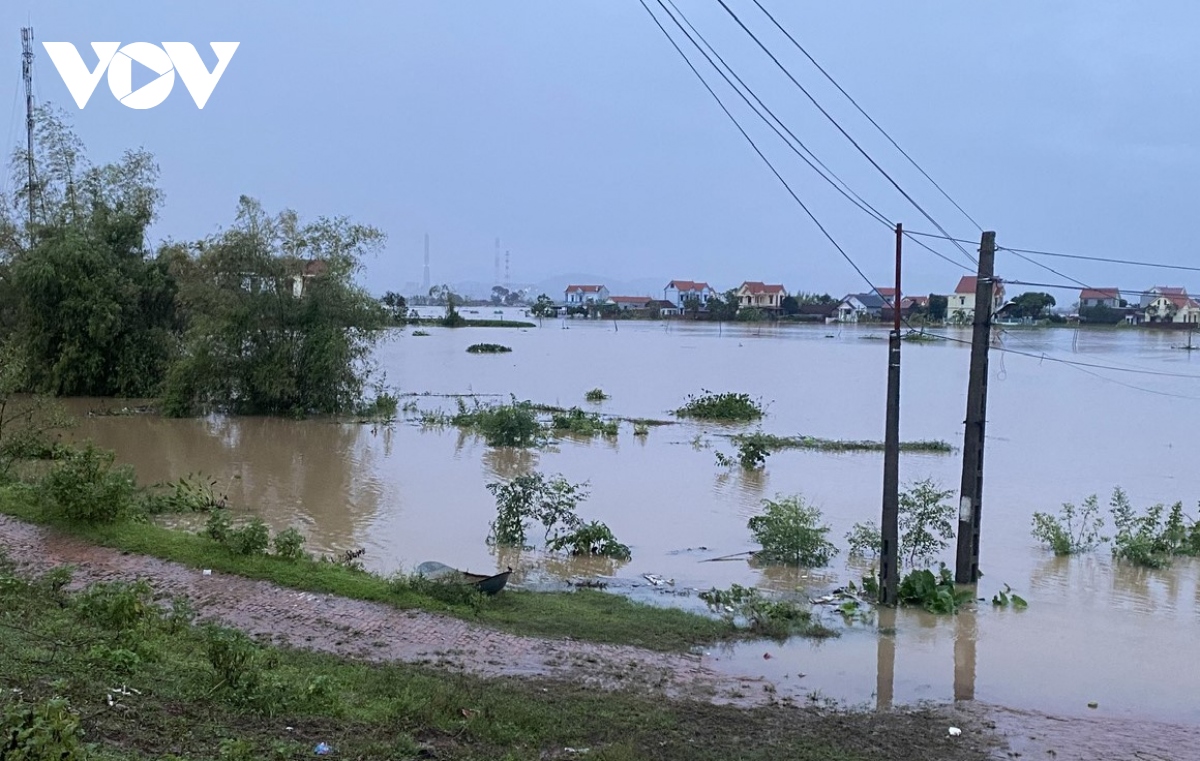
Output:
408 318 536 328
0 487 734 652
731 432 954 454
0 558 987 761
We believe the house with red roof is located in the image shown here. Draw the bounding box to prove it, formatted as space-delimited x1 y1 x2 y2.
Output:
607 295 655 312
664 280 717 310
563 284 609 306
1144 286 1200 324
1078 288 1122 310
736 281 787 312
946 275 1006 323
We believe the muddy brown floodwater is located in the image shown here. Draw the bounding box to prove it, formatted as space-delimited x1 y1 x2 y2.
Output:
67 311 1200 746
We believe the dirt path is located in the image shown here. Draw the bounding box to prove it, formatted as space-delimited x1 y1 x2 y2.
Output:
0 515 781 705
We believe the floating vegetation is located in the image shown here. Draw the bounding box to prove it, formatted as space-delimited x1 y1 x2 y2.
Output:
584 388 609 402
699 584 836 640
731 431 952 454
411 330 431 336
466 343 512 354
451 398 541 447
674 391 764 422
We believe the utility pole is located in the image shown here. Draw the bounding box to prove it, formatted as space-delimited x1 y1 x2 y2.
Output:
21 27 36 236
879 222 902 605
954 231 997 584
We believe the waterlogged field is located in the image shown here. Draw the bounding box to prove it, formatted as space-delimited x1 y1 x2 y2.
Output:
72 311 1200 724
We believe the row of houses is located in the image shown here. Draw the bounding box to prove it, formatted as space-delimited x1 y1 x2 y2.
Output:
563 280 788 313
1076 286 1200 324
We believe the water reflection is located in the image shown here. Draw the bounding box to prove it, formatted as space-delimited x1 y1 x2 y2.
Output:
482 446 540 482
953 607 977 702
876 607 896 711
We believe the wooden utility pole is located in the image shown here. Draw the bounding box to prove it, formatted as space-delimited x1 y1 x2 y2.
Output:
879 222 902 605
954 231 996 584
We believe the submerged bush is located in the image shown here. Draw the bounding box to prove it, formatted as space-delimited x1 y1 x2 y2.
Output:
897 565 973 614
584 388 608 402
550 407 618 437
465 343 512 354
1031 494 1107 555
41 443 137 524
674 391 764 422
545 521 631 560
843 479 955 567
486 472 589 547
452 398 541 447
1109 487 1200 568
747 495 837 567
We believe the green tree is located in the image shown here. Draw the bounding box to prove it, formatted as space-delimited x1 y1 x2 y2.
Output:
927 294 948 322
380 291 407 323
530 293 555 318
1 107 179 397
682 295 701 319
707 289 740 322
490 285 509 305
161 196 387 416
780 295 800 315
1010 291 1056 320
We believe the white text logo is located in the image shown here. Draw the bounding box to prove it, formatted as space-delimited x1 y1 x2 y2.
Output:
42 42 239 109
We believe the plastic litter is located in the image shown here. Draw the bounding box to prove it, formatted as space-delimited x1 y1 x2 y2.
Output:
314 742 332 755
948 727 962 737
1087 701 1099 709
202 569 212 576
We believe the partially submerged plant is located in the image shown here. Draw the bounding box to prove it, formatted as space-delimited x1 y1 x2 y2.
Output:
466 343 512 354
485 472 630 559
584 388 609 402
991 583 1028 609
545 520 631 560
452 397 541 447
747 495 837 567
550 407 618 438
844 479 956 567
896 564 973 614
1031 494 1107 555
1108 487 1200 568
674 391 764 422
699 584 835 640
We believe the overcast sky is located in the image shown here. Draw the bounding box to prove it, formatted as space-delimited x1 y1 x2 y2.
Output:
2 1 1196 300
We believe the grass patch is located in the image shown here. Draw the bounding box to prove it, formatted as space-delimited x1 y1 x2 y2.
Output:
0 486 732 652
466 342 513 354
451 399 542 447
0 561 985 761
674 391 764 422
731 431 953 454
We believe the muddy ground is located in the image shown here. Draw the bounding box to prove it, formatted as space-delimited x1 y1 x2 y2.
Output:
1 514 1196 760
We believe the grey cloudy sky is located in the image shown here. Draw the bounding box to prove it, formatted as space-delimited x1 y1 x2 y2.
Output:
2 1 1197 300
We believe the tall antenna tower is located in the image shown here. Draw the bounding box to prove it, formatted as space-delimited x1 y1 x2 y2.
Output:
422 233 431 293
494 237 501 286
504 250 510 289
20 27 36 235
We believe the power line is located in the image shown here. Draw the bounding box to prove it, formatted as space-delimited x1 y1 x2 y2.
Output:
637 0 892 305
661 0 976 275
1001 245 1200 275
903 232 974 273
1003 279 1194 301
713 0 979 267
747 0 984 234
658 0 893 230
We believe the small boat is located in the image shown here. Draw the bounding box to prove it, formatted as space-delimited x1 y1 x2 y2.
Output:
415 561 513 595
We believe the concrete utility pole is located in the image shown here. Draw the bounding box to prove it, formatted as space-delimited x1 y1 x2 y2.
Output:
879 222 902 605
954 231 997 584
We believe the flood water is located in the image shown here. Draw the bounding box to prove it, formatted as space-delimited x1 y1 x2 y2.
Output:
70 309 1200 726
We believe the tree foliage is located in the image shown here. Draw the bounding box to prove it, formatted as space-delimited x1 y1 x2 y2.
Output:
161 197 386 416
1009 291 1056 320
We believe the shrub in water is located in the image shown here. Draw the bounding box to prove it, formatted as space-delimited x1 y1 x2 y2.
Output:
674 390 764 422
1031 493 1107 555
486 472 588 547
466 343 512 354
1109 487 1200 568
897 565 973 614
41 443 136 524
584 388 608 402
452 398 541 447
545 520 631 560
747 495 837 567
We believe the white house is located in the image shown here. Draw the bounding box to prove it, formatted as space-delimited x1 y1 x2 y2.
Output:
947 275 1006 323
835 292 888 322
1144 287 1200 324
564 284 609 305
664 280 717 310
607 295 654 311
